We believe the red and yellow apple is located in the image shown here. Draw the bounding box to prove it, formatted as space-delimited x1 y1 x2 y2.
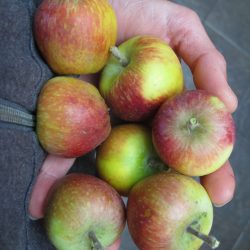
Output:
99 35 184 121
34 0 117 74
127 172 219 250
96 124 168 196
36 76 111 158
45 173 126 250
152 90 235 176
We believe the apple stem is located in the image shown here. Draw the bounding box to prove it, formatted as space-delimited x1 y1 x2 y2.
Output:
110 46 129 67
88 231 104 250
187 226 220 249
187 117 200 133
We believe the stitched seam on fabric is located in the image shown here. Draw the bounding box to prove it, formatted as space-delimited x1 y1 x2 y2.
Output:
24 1 44 249
28 0 46 112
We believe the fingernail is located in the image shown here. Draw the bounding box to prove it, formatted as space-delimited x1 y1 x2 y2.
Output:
213 203 225 208
214 198 233 208
28 214 39 221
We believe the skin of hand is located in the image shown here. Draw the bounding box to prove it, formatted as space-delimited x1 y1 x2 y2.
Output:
29 1 238 248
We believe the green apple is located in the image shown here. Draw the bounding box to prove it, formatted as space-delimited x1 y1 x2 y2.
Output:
45 173 126 250
99 35 184 121
127 172 220 250
96 124 168 196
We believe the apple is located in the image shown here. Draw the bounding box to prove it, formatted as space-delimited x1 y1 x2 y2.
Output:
34 0 117 74
36 76 111 158
96 124 168 196
127 172 220 250
152 90 235 176
99 35 184 121
44 173 126 250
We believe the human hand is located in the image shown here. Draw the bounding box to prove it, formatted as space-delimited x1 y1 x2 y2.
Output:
29 0 237 246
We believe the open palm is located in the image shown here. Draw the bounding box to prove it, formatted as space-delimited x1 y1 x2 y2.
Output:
29 1 237 248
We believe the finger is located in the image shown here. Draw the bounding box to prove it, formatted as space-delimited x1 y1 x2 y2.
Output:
200 161 236 207
107 238 121 250
110 0 178 45
28 154 75 219
169 4 238 113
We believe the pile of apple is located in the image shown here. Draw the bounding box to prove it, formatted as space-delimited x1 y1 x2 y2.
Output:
34 1 235 250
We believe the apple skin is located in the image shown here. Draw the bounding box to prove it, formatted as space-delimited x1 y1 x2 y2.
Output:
96 124 168 196
36 76 111 158
152 90 235 176
127 172 213 250
34 0 117 74
44 173 126 250
99 35 184 121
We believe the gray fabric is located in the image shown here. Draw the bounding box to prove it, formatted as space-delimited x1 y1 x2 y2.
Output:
0 0 55 249
0 1 99 249
0 0 53 112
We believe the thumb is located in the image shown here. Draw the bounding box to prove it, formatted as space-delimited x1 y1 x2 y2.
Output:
28 154 75 219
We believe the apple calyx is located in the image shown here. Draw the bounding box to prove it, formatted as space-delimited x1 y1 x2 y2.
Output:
187 117 200 134
186 226 220 249
110 46 129 67
88 231 104 250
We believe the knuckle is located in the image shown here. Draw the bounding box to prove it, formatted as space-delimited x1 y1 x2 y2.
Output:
184 8 201 23
213 50 227 70
216 51 227 65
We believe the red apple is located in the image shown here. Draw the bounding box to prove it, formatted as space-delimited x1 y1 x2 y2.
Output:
96 124 168 196
34 0 117 74
152 90 235 176
45 173 126 250
127 172 219 250
99 35 184 121
36 76 111 157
